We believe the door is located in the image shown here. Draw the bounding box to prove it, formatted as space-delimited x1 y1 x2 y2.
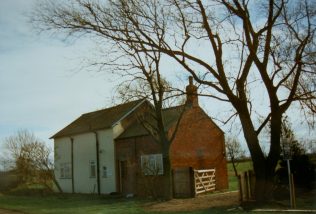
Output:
173 167 194 198
119 160 137 195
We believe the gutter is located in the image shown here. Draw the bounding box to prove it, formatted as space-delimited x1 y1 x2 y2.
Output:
70 137 75 193
94 132 101 195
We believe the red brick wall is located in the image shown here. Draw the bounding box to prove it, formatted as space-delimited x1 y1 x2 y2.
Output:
115 106 228 196
115 135 166 197
169 106 228 190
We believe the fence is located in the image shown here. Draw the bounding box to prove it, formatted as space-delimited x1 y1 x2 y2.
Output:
238 170 255 201
194 169 216 195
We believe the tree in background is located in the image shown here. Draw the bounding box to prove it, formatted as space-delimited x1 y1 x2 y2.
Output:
4 130 62 193
279 117 315 189
300 139 316 155
226 137 246 177
31 0 316 201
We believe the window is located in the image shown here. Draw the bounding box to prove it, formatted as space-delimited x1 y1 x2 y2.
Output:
90 160 96 178
102 166 107 178
60 163 71 179
141 154 163 175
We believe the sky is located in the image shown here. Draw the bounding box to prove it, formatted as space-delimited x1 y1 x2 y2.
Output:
0 0 120 153
0 0 315 158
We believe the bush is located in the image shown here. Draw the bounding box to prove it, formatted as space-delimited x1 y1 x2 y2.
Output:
6 184 54 196
274 154 315 195
291 154 315 188
0 171 19 192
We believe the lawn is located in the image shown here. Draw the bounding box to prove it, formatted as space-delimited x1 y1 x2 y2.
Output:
227 160 253 191
0 193 240 214
0 160 314 214
1 191 314 214
0 161 252 214
0 194 146 214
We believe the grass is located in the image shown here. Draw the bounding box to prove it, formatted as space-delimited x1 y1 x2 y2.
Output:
0 160 314 214
0 193 244 214
226 160 253 175
227 160 253 191
0 192 313 214
0 193 145 214
0 161 253 214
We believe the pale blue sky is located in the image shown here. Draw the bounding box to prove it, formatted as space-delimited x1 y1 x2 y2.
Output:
0 0 315 157
0 0 119 152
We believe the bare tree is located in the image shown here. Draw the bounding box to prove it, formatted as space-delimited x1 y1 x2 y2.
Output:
301 139 316 154
226 137 245 177
116 55 178 199
111 44 186 199
4 130 62 193
31 0 316 201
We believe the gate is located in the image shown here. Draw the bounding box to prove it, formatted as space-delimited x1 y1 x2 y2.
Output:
194 169 216 195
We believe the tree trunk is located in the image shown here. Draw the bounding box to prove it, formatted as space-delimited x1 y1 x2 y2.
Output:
254 112 282 201
238 110 272 201
242 115 282 202
162 136 173 200
231 158 239 177
163 155 173 200
233 95 283 202
252 159 275 201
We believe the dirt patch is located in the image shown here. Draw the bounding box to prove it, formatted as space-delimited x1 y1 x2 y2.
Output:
144 191 239 212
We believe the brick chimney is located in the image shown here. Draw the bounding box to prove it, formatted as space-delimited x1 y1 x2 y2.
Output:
185 76 198 107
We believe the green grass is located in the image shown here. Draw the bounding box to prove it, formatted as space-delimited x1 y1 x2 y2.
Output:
1 160 313 214
227 160 253 175
0 193 244 214
0 193 313 214
0 161 254 214
0 193 146 214
227 160 253 191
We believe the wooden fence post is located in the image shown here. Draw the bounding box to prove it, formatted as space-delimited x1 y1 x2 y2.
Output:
244 171 249 201
238 174 243 202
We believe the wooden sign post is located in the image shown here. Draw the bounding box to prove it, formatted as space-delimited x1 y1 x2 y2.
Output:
283 138 296 209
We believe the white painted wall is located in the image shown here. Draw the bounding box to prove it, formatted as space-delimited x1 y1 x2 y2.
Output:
54 123 126 194
54 137 72 193
72 132 98 193
98 129 115 194
98 123 125 193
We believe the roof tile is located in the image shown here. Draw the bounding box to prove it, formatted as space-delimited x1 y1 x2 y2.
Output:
51 99 144 139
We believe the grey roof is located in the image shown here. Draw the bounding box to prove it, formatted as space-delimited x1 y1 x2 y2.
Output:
116 105 185 139
51 99 145 139
116 105 224 140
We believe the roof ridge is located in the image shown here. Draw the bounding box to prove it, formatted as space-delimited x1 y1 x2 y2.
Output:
51 99 146 139
81 99 144 116
162 104 184 111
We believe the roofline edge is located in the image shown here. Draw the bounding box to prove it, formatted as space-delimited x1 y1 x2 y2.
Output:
111 99 147 128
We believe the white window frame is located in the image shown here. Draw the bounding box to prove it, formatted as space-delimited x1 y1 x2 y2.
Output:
141 154 163 175
89 160 96 178
60 162 71 179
